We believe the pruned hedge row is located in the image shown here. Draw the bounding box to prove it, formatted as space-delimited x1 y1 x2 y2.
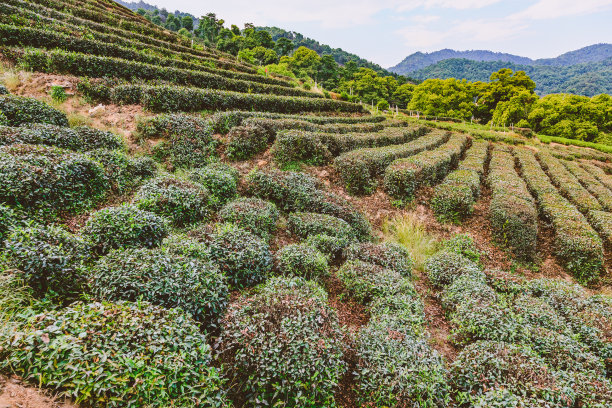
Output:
88 149 156 194
0 144 108 215
339 250 448 405
274 244 329 280
0 95 68 127
384 133 469 201
563 160 612 211
335 128 450 195
0 23 291 87
424 242 612 406
219 198 279 241
432 140 487 221
188 163 239 209
136 114 217 169
0 1 254 74
288 212 357 242
0 300 230 407
18 48 314 98
0 124 124 152
486 148 538 260
515 148 603 283
581 161 612 191
219 277 344 406
246 169 372 240
536 150 602 213
588 210 612 248
106 84 365 114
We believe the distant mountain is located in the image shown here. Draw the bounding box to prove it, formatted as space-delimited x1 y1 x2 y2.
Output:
256 27 401 78
410 57 612 96
389 44 612 75
115 0 200 27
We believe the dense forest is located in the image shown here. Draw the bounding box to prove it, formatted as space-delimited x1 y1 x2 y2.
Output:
410 57 612 96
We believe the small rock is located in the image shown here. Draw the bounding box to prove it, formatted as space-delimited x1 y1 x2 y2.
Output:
320 170 328 177
88 104 105 115
257 160 267 167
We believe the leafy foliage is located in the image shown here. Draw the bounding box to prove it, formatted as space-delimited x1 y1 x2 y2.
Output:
0 94 68 126
274 243 329 280
219 197 279 240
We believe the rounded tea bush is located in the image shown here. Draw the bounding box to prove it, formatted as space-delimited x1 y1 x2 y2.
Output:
425 250 481 288
345 241 414 277
161 234 211 261
88 149 156 193
4 225 90 299
81 204 169 253
219 197 279 240
188 163 239 208
134 175 211 226
305 233 351 259
208 223 272 288
89 248 228 330
441 233 481 264
0 95 68 127
0 301 230 407
220 276 345 407
275 243 329 280
288 211 356 240
0 144 108 214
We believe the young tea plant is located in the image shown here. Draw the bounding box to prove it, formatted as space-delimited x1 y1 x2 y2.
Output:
50 85 67 103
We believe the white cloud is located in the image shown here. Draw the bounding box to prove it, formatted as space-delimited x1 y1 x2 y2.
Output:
509 0 612 20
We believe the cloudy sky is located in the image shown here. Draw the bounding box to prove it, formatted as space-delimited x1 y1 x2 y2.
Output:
141 0 612 68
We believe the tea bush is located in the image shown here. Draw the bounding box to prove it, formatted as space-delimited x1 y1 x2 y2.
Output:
188 162 239 208
219 197 279 240
0 301 230 407
288 211 356 241
161 234 211 261
208 223 272 288
89 149 156 193
441 233 481 264
4 225 90 299
0 94 68 126
271 129 332 166
0 144 108 214
344 241 413 277
89 248 228 330
425 250 481 287
134 175 210 226
304 233 351 259
220 276 345 407
274 243 329 280
81 204 169 253
225 123 270 160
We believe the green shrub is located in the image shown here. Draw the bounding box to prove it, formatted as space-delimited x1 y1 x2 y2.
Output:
441 233 481 264
219 198 279 240
208 223 272 288
110 84 364 114
82 204 169 253
0 203 25 244
384 133 468 201
4 225 90 299
0 94 68 126
424 250 481 288
450 341 573 406
368 293 426 335
0 85 8 95
304 233 350 259
188 163 239 208
50 85 67 103
137 114 217 169
161 234 211 261
0 124 124 152
225 123 270 160
134 175 210 226
334 128 445 195
0 144 108 214
275 244 329 280
0 111 7 126
440 272 496 314
337 260 416 304
88 149 155 193
431 183 475 223
246 170 372 240
355 318 449 407
89 248 228 330
0 301 229 407
344 241 413 277
288 212 356 241
271 130 332 166
220 276 345 407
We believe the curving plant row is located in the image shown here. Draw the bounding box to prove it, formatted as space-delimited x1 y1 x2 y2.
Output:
515 148 603 283
16 48 315 99
562 160 612 211
486 147 538 259
383 133 469 202
536 150 602 214
108 84 364 114
431 139 489 223
580 161 612 192
0 24 292 88
334 128 449 195
3 0 255 72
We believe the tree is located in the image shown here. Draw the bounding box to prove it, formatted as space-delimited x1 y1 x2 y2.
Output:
475 68 536 122
287 46 321 78
275 37 293 57
231 25 241 36
252 46 278 65
392 83 415 108
318 55 338 89
256 31 275 49
409 78 476 120
196 13 224 45
136 8 146 16
181 16 193 32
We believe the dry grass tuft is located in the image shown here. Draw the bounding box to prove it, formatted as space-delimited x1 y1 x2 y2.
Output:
383 212 439 270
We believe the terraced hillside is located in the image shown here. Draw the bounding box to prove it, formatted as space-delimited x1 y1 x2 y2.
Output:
0 1 611 407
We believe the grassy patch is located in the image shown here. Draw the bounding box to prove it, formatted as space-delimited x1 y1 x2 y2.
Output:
382 213 439 270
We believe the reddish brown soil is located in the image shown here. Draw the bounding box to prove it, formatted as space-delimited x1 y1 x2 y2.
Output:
0 376 76 408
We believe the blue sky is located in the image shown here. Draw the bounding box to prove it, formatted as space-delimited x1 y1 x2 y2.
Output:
142 0 612 68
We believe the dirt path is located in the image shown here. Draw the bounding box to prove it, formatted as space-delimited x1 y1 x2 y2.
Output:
0 376 76 408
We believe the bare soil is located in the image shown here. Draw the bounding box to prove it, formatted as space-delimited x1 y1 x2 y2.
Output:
0 376 76 408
